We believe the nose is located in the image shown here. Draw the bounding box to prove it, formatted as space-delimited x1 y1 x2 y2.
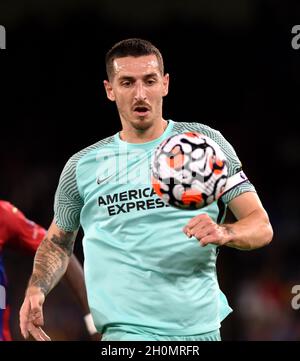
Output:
134 81 147 101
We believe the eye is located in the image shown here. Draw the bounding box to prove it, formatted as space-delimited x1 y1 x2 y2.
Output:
146 79 156 86
120 80 132 87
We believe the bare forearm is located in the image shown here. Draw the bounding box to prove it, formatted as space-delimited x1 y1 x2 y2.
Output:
184 193 273 250
29 231 75 296
223 209 273 250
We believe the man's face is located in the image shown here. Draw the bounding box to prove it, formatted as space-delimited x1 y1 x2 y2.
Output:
104 55 169 131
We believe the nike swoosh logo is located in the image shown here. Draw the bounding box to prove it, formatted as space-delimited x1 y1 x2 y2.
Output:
97 175 113 185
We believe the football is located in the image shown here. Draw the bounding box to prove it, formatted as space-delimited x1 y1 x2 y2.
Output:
151 132 228 210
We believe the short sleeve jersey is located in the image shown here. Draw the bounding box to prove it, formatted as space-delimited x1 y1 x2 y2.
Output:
54 120 255 335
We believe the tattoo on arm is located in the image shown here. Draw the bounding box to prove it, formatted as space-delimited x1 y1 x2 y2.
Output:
29 231 75 295
50 232 74 257
222 224 236 237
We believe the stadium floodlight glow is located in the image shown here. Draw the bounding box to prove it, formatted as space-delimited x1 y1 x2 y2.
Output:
0 285 6 309
0 25 6 49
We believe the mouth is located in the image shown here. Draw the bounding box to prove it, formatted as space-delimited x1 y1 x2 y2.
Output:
133 105 150 116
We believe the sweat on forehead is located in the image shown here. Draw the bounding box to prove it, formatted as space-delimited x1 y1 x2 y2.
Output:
112 57 160 75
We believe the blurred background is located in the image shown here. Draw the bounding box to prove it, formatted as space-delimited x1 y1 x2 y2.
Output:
0 0 300 340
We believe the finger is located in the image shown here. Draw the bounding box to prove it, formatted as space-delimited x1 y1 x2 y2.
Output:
28 324 51 341
184 223 209 239
37 327 51 341
183 222 206 236
185 220 211 237
186 214 208 229
199 235 218 247
19 299 31 339
182 227 192 238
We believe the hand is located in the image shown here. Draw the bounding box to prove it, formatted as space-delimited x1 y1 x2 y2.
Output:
84 312 101 340
89 332 102 341
183 214 232 247
19 286 51 341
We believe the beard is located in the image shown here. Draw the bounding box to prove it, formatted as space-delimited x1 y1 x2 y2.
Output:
131 117 153 131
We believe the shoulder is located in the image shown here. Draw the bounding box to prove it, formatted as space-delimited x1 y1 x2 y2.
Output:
172 120 241 176
61 135 115 178
0 200 16 215
172 121 233 148
172 121 221 138
69 135 115 166
0 200 27 226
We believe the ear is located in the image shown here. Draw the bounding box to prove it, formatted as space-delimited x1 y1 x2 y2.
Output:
103 80 115 101
162 73 169 97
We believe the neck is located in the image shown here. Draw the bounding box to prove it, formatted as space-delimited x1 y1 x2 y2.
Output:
120 119 168 144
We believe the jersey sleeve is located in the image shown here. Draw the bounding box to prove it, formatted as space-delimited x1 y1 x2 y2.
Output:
177 122 256 205
1 202 46 252
203 128 256 204
54 154 84 232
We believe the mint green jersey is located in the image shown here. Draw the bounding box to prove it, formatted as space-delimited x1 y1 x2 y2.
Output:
54 120 255 335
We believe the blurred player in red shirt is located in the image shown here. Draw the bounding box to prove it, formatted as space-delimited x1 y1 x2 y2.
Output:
0 200 97 340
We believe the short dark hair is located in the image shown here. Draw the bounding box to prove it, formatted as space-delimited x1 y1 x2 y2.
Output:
105 38 164 80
